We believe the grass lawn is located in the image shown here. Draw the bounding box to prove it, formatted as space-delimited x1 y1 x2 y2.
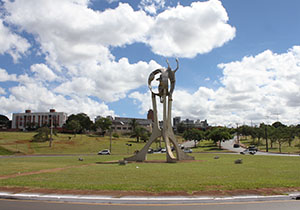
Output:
0 132 225 155
0 132 150 155
1 153 300 193
240 137 300 154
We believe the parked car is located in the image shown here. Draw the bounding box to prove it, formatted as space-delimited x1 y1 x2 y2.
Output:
183 148 193 153
98 149 110 155
153 148 162 153
248 145 258 152
147 148 154 154
240 149 255 155
161 148 166 153
233 144 240 148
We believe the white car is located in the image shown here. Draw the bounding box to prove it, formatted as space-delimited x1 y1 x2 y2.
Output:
98 149 110 155
183 148 193 153
240 149 255 155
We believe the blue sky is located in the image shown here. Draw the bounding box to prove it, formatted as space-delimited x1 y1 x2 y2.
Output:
1 0 300 126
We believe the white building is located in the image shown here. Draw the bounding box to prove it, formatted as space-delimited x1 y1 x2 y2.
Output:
12 109 67 130
95 116 153 134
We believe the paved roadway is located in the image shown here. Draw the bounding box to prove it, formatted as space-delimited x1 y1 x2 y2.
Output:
1 198 300 210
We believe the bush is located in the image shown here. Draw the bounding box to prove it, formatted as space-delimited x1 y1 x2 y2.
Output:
112 133 119 138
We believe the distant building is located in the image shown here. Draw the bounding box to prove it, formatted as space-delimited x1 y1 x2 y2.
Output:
147 109 154 122
173 117 209 131
12 109 67 131
112 117 152 133
194 119 208 130
95 110 154 134
173 116 181 127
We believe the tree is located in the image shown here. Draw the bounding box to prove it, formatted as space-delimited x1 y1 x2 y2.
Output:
272 121 286 129
131 125 149 143
176 122 186 134
183 128 204 141
32 127 57 146
0 114 9 128
66 120 82 136
94 117 112 135
129 119 138 132
208 127 232 149
65 113 93 133
237 125 253 139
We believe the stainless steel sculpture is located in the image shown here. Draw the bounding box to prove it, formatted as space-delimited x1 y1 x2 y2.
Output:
125 59 194 163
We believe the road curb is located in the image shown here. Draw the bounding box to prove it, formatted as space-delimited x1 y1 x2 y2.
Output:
0 191 299 204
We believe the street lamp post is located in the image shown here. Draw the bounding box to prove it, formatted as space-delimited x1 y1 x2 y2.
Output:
264 114 269 153
49 115 53 147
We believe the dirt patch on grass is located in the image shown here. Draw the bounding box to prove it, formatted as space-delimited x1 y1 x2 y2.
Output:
0 186 300 197
0 163 95 180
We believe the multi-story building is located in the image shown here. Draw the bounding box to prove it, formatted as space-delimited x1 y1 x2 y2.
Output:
95 110 154 134
111 117 152 133
12 109 67 131
173 116 209 131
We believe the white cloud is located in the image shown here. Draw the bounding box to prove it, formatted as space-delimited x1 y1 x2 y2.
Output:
4 1 153 67
30 64 57 82
0 0 236 120
146 0 236 58
0 19 30 62
0 87 6 95
2 0 158 102
0 68 17 81
131 46 300 125
139 0 166 15
0 79 115 120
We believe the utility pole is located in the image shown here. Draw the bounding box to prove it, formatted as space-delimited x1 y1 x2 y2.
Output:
49 115 53 147
109 128 112 153
265 124 268 152
236 123 239 143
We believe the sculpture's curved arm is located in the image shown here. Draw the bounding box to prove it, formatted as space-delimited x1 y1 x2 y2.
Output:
174 58 179 72
148 69 163 93
166 59 170 69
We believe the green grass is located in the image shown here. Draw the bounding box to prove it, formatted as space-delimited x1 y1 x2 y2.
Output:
0 132 226 155
240 137 300 154
0 146 15 155
1 154 300 193
0 132 148 155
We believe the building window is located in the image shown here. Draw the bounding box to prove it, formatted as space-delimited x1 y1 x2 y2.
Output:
117 127 121 130
123 127 127 130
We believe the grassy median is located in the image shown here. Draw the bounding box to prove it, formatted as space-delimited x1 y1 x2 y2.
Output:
1 153 300 193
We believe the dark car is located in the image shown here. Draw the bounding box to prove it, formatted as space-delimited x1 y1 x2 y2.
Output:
248 145 258 152
233 144 240 148
240 149 256 155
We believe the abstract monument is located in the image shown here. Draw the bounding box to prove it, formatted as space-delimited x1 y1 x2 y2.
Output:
125 59 194 163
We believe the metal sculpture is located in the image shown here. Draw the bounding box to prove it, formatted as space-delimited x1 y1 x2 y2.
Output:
125 59 194 163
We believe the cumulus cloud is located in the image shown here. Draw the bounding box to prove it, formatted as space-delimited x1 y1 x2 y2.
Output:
0 87 6 95
0 0 237 120
139 0 166 15
131 46 300 125
30 64 58 82
0 79 115 119
146 0 236 58
0 19 30 62
0 68 17 81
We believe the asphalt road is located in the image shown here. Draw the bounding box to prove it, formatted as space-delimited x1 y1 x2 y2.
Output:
1 199 300 210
